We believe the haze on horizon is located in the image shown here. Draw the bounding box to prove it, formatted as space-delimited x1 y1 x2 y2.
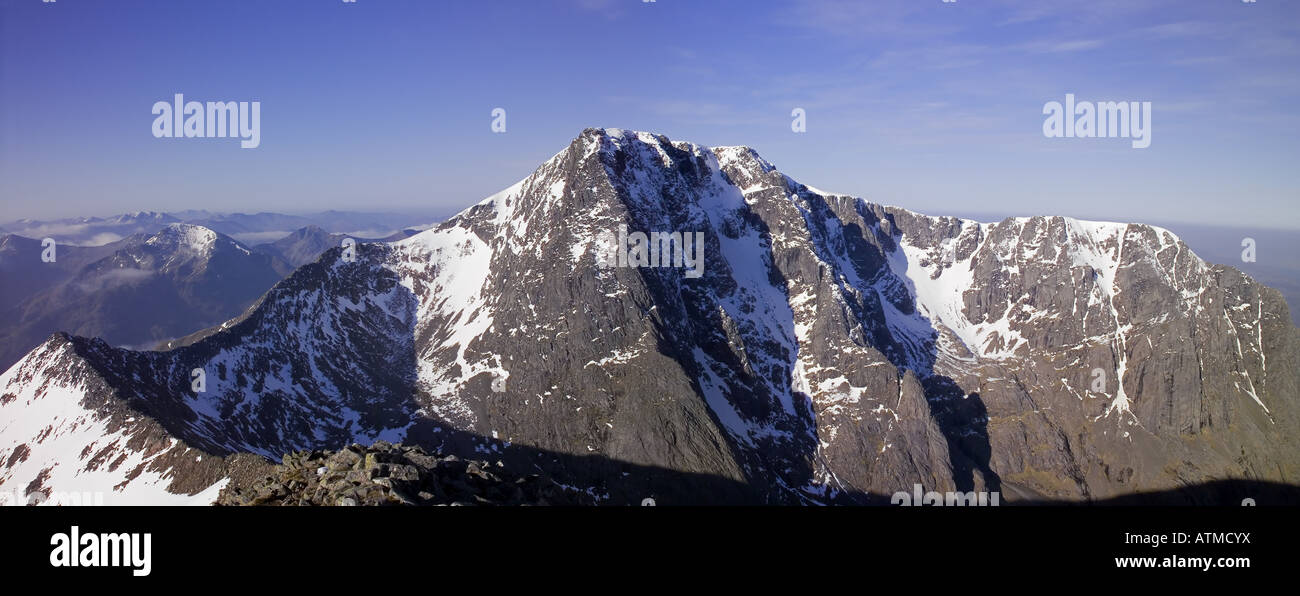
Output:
1 0 1297 231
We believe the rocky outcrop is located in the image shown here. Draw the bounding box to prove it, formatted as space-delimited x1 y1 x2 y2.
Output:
216 442 593 506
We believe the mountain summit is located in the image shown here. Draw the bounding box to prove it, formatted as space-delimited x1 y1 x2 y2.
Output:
1 128 1296 504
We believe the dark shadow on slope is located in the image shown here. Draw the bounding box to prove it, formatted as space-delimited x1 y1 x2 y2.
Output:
1008 479 1300 506
403 419 779 505
226 423 1300 505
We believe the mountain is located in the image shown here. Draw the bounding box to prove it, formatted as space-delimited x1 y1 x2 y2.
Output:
0 224 284 370
253 225 419 273
2 128 1296 505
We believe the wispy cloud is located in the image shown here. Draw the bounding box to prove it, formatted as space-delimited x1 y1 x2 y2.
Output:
571 0 625 19
1136 21 1211 39
1013 38 1106 54
784 0 958 38
74 268 155 293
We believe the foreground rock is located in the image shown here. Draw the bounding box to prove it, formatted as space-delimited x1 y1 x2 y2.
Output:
216 442 594 506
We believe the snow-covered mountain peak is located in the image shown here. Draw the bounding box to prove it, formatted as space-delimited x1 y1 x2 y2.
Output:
140 223 257 262
147 223 219 251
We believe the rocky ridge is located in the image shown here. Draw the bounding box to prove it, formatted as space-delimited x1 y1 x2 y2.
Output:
216 441 593 506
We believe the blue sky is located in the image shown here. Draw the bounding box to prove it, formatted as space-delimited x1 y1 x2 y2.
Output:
2 0 1297 229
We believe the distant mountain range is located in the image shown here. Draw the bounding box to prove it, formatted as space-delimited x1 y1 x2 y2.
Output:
0 209 439 247
1 128 1295 505
253 225 417 274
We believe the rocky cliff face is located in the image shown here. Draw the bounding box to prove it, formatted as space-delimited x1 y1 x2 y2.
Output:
1 128 1296 505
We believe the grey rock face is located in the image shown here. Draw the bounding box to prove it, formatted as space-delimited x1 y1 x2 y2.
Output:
1 128 1296 505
